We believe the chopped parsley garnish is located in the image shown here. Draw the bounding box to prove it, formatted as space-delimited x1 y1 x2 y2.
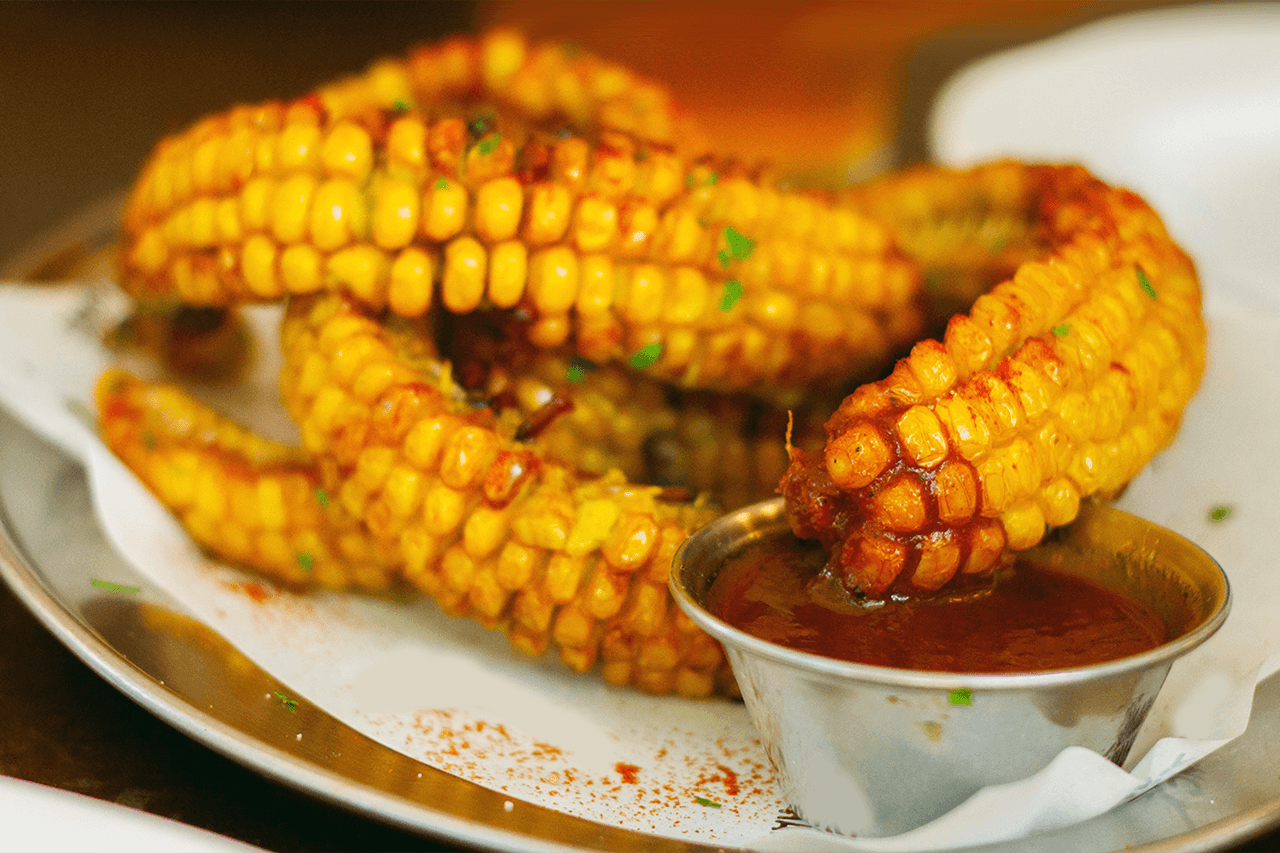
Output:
1052 323 1071 337
466 114 493 140
314 488 330 507
477 134 501 156
720 280 744 311
1137 266 1158 300
392 98 411 114
693 796 722 808
566 356 597 384
629 342 663 369
296 551 315 572
1208 504 1234 523
724 226 755 262
91 578 141 595
273 690 299 713
435 177 449 190
948 688 973 707
717 249 731 268
142 430 157 451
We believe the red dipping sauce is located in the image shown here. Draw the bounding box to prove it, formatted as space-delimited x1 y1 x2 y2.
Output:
706 540 1169 673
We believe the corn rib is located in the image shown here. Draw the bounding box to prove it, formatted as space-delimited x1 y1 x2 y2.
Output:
781 164 1205 597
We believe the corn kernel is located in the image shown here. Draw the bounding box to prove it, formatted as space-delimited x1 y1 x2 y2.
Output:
388 247 435 316
442 236 486 312
825 422 892 490
422 178 468 241
487 240 528 308
371 177 421 249
321 122 374 181
474 177 524 243
527 246 579 315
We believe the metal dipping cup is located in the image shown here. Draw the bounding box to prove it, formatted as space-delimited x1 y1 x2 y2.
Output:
670 498 1230 837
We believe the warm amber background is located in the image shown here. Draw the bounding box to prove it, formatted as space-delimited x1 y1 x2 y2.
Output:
3 2 1275 851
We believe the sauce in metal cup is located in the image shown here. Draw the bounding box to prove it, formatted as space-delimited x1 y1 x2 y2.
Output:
670 498 1230 837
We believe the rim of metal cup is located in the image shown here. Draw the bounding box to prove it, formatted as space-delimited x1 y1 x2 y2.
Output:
670 497 1232 692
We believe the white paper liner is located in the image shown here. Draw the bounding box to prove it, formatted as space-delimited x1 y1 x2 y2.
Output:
0 280 1276 850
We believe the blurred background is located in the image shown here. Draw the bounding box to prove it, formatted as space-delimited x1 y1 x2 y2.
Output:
14 3 1274 852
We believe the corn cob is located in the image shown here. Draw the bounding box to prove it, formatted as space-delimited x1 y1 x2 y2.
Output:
267 292 733 695
95 369 401 590
116 31 922 394
782 163 1205 597
441 314 833 507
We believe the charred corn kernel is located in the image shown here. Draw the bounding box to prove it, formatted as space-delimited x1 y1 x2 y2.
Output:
872 476 927 532
910 536 962 591
387 246 435 316
441 237 486 312
371 177 420 249
825 423 892 490
474 177 524 243
422 179 468 241
527 246 579 314
322 122 374 181
486 240 527 308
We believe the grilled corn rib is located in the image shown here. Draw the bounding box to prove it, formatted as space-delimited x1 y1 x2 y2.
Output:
95 369 401 590
278 293 733 696
116 31 922 394
781 163 1205 597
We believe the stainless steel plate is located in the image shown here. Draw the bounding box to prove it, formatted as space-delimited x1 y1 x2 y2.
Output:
2 207 1280 853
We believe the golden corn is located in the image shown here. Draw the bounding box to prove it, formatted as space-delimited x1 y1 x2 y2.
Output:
782 164 1205 597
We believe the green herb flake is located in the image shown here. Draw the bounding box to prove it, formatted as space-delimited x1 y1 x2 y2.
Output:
477 134 501 156
435 177 450 190
629 342 663 369
717 249 731 269
273 690 299 713
948 688 973 707
707 171 719 185
392 98 411 115
724 226 756 261
314 488 330 507
720 280 744 312
1052 323 1071 337
1137 266 1158 300
1208 504 1234 523
297 551 315 572
142 430 158 451
693 796 722 808
91 578 141 595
